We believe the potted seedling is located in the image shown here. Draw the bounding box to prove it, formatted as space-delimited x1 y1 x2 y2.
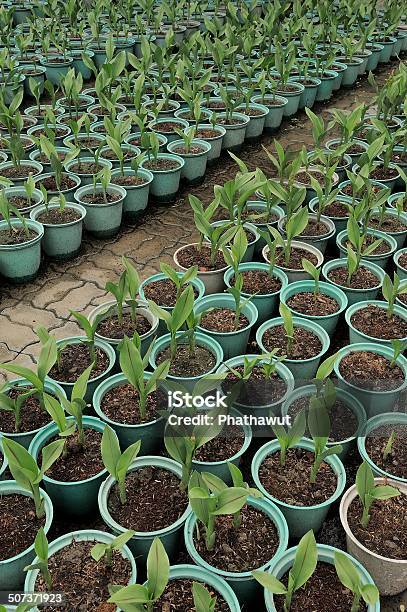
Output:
110 145 153 221
34 135 80 197
167 125 211 185
139 131 185 203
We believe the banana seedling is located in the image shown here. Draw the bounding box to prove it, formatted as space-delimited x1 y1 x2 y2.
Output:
355 461 399 528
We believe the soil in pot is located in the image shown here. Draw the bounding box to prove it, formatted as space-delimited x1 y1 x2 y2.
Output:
295 170 325 186
196 128 221 139
365 423 407 480
232 269 282 295
193 422 244 462
240 107 265 116
344 235 391 255
101 149 134 163
199 308 249 332
37 174 77 192
96 312 151 339
0 494 45 561
369 165 399 181
143 158 181 171
398 293 407 307
398 252 407 270
347 492 407 559
152 121 184 134
43 429 103 481
0 386 50 433
153 578 229 612
241 209 279 223
69 161 105 175
275 247 318 269
338 351 404 391
157 344 216 377
34 539 132 612
259 447 337 505
327 266 380 289
107 466 188 531
0 227 37 245
391 151 407 164
221 366 287 406
75 137 104 149
143 279 199 307
368 214 407 233
111 174 148 187
287 396 358 442
37 150 67 164
346 142 366 155
217 117 246 126
80 192 121 204
0 165 40 179
7 195 36 210
177 245 226 272
286 292 339 316
48 343 109 383
261 325 322 360
206 101 227 110
193 504 280 572
350 304 407 340
31 128 68 139
100 385 166 425
37 208 82 224
172 144 207 155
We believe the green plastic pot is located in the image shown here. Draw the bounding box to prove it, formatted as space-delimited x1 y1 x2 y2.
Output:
35 172 81 198
262 240 324 284
339 57 364 86
237 103 269 141
275 82 305 116
264 543 380 611
21 65 45 95
111 167 153 221
358 412 407 484
331 62 347 89
64 133 106 159
30 202 86 260
88 300 159 357
39 55 74 84
378 37 396 62
313 70 337 101
346 300 407 347
98 455 192 565
224 262 288 324
151 117 190 143
281 280 348 336
394 248 407 280
194 293 258 360
0 159 43 186
251 438 346 538
281 385 366 459
217 112 250 152
290 76 321 109
71 49 95 78
366 43 384 71
27 122 71 147
167 138 210 185
256 316 330 381
250 95 288 132
74 183 125 238
29 147 69 172
3 185 44 216
64 157 113 186
337 228 398 269
140 153 184 204
194 123 226 163
29 416 110 516
0 481 53 590
278 212 336 253
235 202 285 256
322 259 385 306
326 138 368 164
334 342 407 417
309 195 351 234
0 218 43 283
184 496 288 604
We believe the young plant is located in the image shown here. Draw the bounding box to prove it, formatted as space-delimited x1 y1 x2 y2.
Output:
159 261 198 301
0 189 30 238
307 400 343 484
272 410 306 467
192 582 217 612
189 194 236 265
390 339 407 368
101 424 141 505
345 215 383 285
279 302 295 355
302 258 321 298
70 310 105 365
381 272 407 318
382 430 397 462
91 530 135 567
24 527 52 589
334 550 380 612
355 461 400 528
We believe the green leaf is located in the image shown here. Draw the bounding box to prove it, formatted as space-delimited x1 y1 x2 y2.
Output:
192 582 216 612
101 425 121 479
108 583 150 606
290 530 318 592
116 440 141 482
252 570 287 594
146 537 170 600
34 527 48 561
40 439 65 477
356 462 374 503
90 542 106 562
111 529 136 551
360 583 380 605
71 362 93 402
212 487 249 515
334 551 360 592
369 485 400 500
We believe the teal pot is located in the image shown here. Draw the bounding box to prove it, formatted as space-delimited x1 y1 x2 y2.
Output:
353 50 371 73
275 82 304 117
0 378 66 449
74 183 125 238
27 122 71 147
39 55 74 84
278 213 336 254
111 168 153 221
394 247 407 280
0 74 25 105
313 70 337 101
262 240 324 284
29 416 111 516
337 228 398 269
346 300 407 347
149 331 223 392
216 355 295 419
93 372 166 453
151 117 189 144
173 242 228 294
184 496 288 604
322 259 385 306
29 147 69 172
0 435 8 478
309 195 350 234
251 438 346 538
89 45 107 68
235 202 285 257
330 62 348 90
217 112 250 152
64 133 106 159
71 49 95 79
333 342 407 417
329 153 353 182
0 159 43 186
358 412 407 484
340 477 407 596
367 208 407 250
34 172 81 198
3 184 43 216
256 316 330 381
98 455 192 565
281 280 348 336
88 299 159 358
167 139 210 185
210 220 259 262
99 144 140 169
21 65 46 96
140 153 184 204
30 202 86 260
64 157 113 186
139 272 205 335
194 293 258 360
0 218 43 283
378 37 397 63
326 138 368 164
264 543 380 611
291 76 321 109
250 95 288 133
195 123 226 163
48 336 116 402
281 385 366 459
337 57 363 86
237 103 269 141
0 481 53 591
224 262 288 325
366 43 384 71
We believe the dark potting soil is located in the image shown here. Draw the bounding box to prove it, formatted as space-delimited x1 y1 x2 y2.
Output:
152 121 183 133
262 324 322 360
153 578 230 612
69 161 104 175
37 151 66 163
344 234 391 255
44 429 104 481
143 158 181 171
37 208 82 224
277 84 302 93
347 493 407 559
258 447 337 506
172 145 206 155
143 278 199 307
351 304 407 340
0 494 45 561
206 101 227 109
341 183 383 198
288 396 358 442
398 292 407 307
8 195 32 209
193 424 244 462
274 562 367 612
222 366 287 406
286 291 339 316
34 539 131 612
0 165 39 178
48 343 109 383
234 269 282 295
365 423 407 480
298 218 331 237
108 467 188 531
101 148 134 162
368 213 407 233
347 142 366 154
80 192 121 204
261 97 286 106
194 505 279 573
101 384 165 425
177 244 226 272
0 228 37 245
391 151 407 164
369 165 399 181
111 174 147 186
76 137 104 149
338 351 404 392
196 128 221 138
240 107 264 116
399 252 407 270
37 174 77 192
96 312 151 340
0 386 50 433
275 247 318 270
241 209 278 223
199 308 249 333
217 118 246 126
295 170 325 186
327 265 380 290
31 128 67 139
157 344 216 377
